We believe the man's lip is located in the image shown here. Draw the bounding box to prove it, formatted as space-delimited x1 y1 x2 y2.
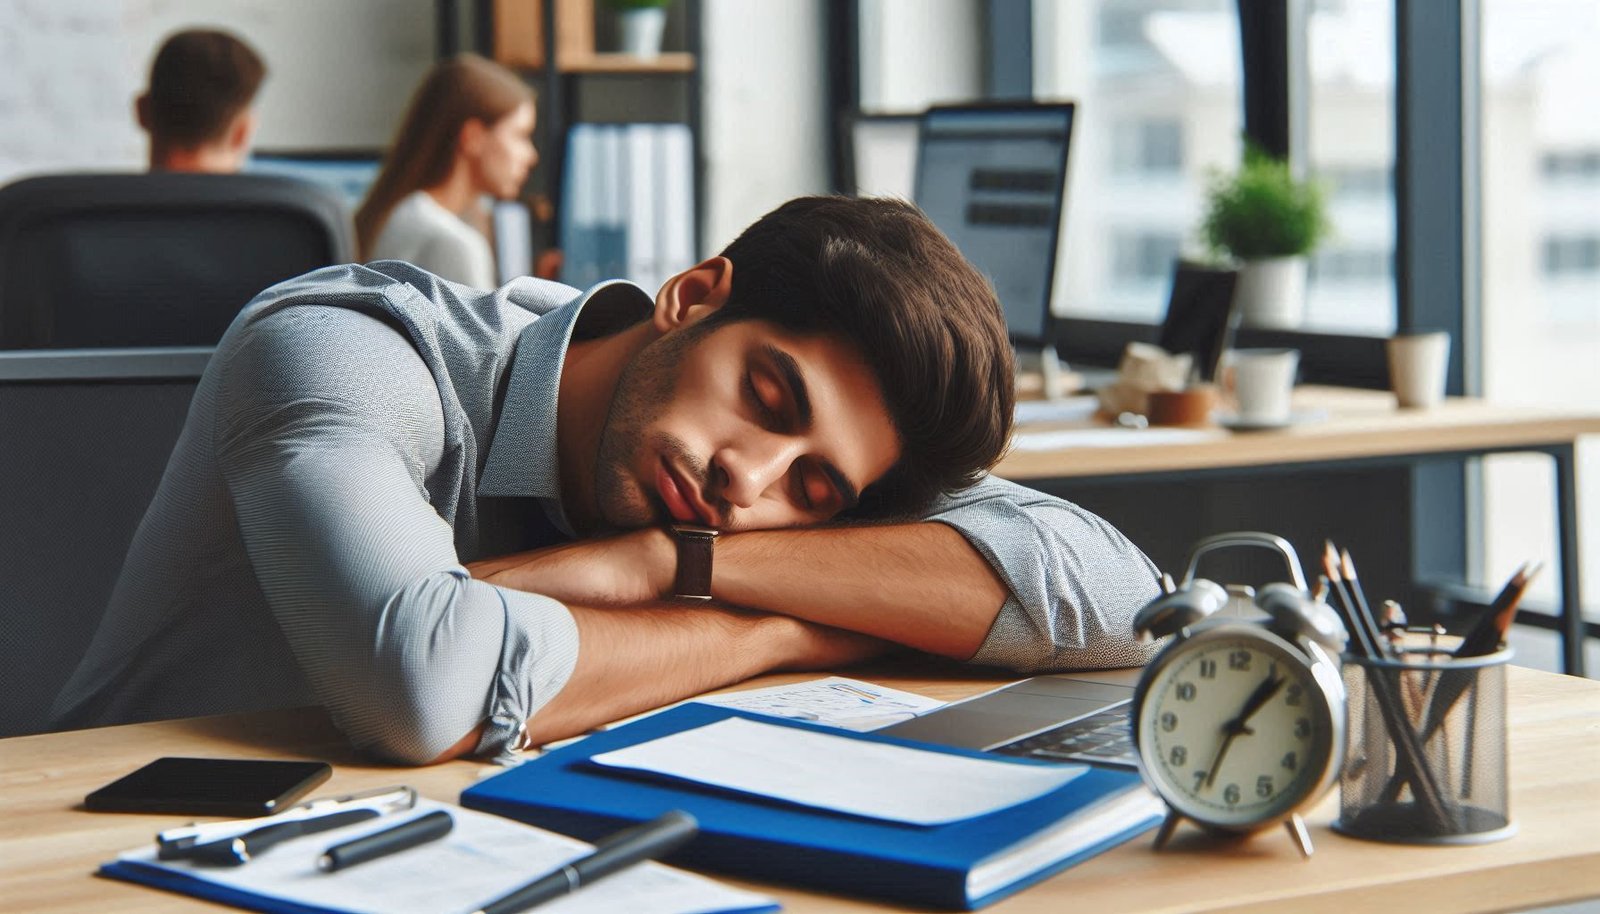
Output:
656 460 708 525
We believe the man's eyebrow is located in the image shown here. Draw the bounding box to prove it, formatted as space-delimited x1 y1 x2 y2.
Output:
761 344 859 508
762 344 812 427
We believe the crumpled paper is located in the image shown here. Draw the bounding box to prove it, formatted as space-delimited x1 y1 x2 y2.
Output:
1096 342 1194 417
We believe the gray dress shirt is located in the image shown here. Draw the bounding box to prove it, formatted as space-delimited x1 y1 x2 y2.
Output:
52 262 1158 764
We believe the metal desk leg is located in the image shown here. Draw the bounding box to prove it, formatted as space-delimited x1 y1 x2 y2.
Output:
1553 445 1586 677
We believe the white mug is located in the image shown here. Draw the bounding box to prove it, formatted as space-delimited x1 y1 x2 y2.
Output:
1230 348 1300 425
1388 331 1450 409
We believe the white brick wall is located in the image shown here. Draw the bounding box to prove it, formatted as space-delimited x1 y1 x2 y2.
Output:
0 0 434 184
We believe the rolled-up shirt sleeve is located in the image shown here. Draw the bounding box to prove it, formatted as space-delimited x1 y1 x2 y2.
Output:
214 306 575 764
921 476 1163 673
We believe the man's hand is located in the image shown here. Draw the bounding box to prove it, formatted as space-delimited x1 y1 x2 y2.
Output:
467 528 674 606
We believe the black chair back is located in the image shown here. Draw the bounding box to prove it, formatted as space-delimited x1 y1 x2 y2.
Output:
0 173 352 348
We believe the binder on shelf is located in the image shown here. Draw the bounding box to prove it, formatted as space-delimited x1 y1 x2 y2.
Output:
461 703 1162 911
561 122 695 294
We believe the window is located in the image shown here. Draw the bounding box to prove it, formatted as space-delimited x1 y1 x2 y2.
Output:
1480 0 1600 614
1542 235 1600 277
1302 0 1396 335
1113 230 1183 283
1113 118 1185 174
1034 0 1242 323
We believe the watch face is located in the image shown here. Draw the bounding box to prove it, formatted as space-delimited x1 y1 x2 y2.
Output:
1134 628 1339 830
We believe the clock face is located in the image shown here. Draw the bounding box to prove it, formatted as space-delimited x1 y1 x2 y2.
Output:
1134 628 1339 830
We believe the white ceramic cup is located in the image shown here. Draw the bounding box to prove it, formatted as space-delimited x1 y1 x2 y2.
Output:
1387 331 1450 409
1230 348 1300 425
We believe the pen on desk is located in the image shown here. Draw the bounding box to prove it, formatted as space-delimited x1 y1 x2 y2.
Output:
187 807 383 866
157 785 417 860
318 809 453 873
468 810 699 914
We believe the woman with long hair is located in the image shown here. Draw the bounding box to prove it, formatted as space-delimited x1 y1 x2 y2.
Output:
357 54 537 287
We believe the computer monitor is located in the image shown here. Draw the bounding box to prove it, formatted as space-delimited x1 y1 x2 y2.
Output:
247 151 382 211
912 103 1075 348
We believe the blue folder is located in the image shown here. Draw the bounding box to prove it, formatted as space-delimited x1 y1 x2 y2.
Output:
462 703 1162 911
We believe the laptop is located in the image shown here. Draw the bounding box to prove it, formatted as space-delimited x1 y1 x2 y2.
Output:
878 670 1140 769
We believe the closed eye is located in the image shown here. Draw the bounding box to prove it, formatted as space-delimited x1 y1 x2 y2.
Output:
744 370 782 429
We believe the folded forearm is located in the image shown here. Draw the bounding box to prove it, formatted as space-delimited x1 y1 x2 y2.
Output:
522 603 877 745
712 522 1007 660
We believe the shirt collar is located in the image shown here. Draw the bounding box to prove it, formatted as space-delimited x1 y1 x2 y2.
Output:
479 281 654 513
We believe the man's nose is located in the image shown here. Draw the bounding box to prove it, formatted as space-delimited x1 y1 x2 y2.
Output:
715 435 803 510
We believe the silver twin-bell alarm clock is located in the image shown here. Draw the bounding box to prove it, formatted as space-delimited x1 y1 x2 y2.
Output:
1131 532 1348 858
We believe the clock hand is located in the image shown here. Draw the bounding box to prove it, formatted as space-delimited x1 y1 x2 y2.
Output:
1203 672 1287 790
1231 672 1287 731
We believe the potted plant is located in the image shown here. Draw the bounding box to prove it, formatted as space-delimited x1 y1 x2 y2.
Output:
1199 144 1329 329
607 0 672 59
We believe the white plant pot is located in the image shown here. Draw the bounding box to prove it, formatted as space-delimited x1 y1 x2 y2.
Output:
1234 256 1308 329
619 8 667 58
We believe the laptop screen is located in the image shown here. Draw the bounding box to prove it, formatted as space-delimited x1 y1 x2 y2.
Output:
913 104 1075 347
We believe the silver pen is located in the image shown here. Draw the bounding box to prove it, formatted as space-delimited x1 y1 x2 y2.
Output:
156 785 417 860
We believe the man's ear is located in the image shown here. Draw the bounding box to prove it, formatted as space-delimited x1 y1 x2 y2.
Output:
226 109 257 156
652 256 733 334
135 94 151 132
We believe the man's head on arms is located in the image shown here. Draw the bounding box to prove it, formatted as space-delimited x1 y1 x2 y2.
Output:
136 29 266 174
574 195 1014 534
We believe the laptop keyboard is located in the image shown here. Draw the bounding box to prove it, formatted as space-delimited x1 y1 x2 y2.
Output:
989 702 1138 769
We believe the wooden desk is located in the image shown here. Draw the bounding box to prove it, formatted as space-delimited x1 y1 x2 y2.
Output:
998 386 1600 676
5 666 1599 914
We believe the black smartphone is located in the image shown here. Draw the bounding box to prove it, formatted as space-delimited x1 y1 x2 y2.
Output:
84 757 332 817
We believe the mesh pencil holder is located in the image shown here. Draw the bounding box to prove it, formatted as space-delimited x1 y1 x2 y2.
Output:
1333 646 1515 845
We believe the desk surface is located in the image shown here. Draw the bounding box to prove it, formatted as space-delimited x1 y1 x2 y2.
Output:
5 665 1600 914
997 386 1600 480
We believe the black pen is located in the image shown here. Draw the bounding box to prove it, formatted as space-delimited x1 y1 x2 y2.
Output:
318 809 454 873
469 811 699 914
187 808 382 866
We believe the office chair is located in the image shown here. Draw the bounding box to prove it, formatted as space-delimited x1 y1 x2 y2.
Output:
0 347 208 736
0 172 353 348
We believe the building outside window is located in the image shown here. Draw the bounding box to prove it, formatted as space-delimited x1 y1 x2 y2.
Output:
1480 0 1600 622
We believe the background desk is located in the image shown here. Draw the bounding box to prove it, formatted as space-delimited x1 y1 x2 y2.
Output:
4 665 1599 914
999 386 1600 676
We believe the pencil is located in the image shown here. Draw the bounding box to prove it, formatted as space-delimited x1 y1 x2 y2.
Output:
1338 546 1390 658
1454 561 1542 659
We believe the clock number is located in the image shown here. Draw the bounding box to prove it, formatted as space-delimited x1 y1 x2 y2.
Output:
1169 746 1187 766
1256 775 1274 798
1281 751 1298 771
1294 717 1311 739
1223 783 1241 805
1198 658 1217 679
1193 770 1207 791
1285 684 1303 706
1228 650 1251 671
1175 682 1197 701
1160 711 1178 732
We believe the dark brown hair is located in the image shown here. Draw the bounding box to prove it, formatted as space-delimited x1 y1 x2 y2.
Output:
711 196 1014 516
355 54 533 259
143 29 266 147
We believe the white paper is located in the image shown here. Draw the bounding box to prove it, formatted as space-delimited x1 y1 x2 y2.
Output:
590 717 1085 826
1015 396 1100 425
1010 426 1218 451
694 676 944 731
109 799 772 914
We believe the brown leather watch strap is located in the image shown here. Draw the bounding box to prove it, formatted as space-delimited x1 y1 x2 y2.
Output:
670 524 719 600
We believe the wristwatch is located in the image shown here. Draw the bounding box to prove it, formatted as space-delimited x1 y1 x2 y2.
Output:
669 524 720 601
